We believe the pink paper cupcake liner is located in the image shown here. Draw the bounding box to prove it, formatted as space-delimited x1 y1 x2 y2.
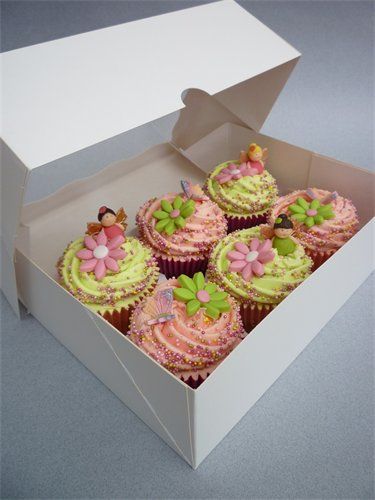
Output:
156 255 208 279
240 302 275 332
226 211 269 233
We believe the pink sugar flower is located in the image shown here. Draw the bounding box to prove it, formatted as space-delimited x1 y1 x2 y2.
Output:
216 162 258 184
76 229 126 281
227 238 274 282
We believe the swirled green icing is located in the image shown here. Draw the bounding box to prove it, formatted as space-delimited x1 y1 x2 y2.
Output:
206 227 312 305
205 161 278 216
58 236 159 313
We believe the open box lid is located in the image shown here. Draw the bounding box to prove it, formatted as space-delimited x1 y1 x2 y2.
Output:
0 0 300 315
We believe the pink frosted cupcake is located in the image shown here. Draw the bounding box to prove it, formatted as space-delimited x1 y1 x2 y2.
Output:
205 143 278 232
270 188 359 270
136 181 227 278
128 273 244 388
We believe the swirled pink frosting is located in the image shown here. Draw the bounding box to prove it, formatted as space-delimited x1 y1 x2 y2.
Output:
271 188 359 253
136 193 227 259
128 280 244 380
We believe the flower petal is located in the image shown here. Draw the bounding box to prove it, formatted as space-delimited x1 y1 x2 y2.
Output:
310 198 320 210
252 260 264 277
80 258 97 272
297 197 309 210
204 282 217 294
161 199 173 213
250 238 260 251
305 216 315 228
242 263 253 281
314 215 324 225
107 235 125 250
227 250 245 261
153 210 169 220
292 213 307 222
155 218 170 232
84 235 97 250
229 260 247 272
234 242 249 255
258 250 274 264
193 272 205 291
76 249 93 260
108 248 126 260
174 288 195 302
210 291 228 301
204 304 220 320
216 174 232 184
288 204 305 214
174 216 186 229
186 299 201 316
211 300 230 312
177 275 197 293
104 256 119 272
173 196 183 209
96 229 107 246
165 220 176 235
259 239 272 253
180 205 195 219
94 259 106 280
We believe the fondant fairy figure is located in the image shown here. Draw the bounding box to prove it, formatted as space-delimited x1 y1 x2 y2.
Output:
261 214 297 256
86 206 127 239
239 143 268 175
272 214 297 256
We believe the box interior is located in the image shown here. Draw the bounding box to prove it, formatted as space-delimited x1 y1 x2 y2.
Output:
14 100 375 401
17 122 374 280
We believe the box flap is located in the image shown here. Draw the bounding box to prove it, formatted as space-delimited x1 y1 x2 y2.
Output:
1 0 299 170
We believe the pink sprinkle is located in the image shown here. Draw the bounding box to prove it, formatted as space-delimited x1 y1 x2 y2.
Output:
306 209 317 216
196 290 210 303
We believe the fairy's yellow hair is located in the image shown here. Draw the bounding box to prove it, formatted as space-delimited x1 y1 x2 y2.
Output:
248 143 262 156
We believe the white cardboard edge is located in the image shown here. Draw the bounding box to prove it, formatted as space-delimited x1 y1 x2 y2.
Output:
15 247 196 466
191 218 374 467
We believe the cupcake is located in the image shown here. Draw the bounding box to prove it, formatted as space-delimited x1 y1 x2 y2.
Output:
57 206 159 333
205 143 278 232
206 220 313 332
136 180 227 278
128 272 244 388
270 188 359 270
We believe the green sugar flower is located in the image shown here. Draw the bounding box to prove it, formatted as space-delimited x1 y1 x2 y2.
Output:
288 197 334 228
152 196 196 235
173 272 230 319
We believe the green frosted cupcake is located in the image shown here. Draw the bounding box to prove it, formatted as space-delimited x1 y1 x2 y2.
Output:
206 225 312 331
57 229 159 334
204 143 278 232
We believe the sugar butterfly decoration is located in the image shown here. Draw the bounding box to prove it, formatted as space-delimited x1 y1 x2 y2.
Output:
143 288 176 326
181 180 207 201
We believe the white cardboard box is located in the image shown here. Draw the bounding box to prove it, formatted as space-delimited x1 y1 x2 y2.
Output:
1 0 374 469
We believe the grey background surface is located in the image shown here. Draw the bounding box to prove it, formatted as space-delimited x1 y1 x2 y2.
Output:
1 1 374 498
